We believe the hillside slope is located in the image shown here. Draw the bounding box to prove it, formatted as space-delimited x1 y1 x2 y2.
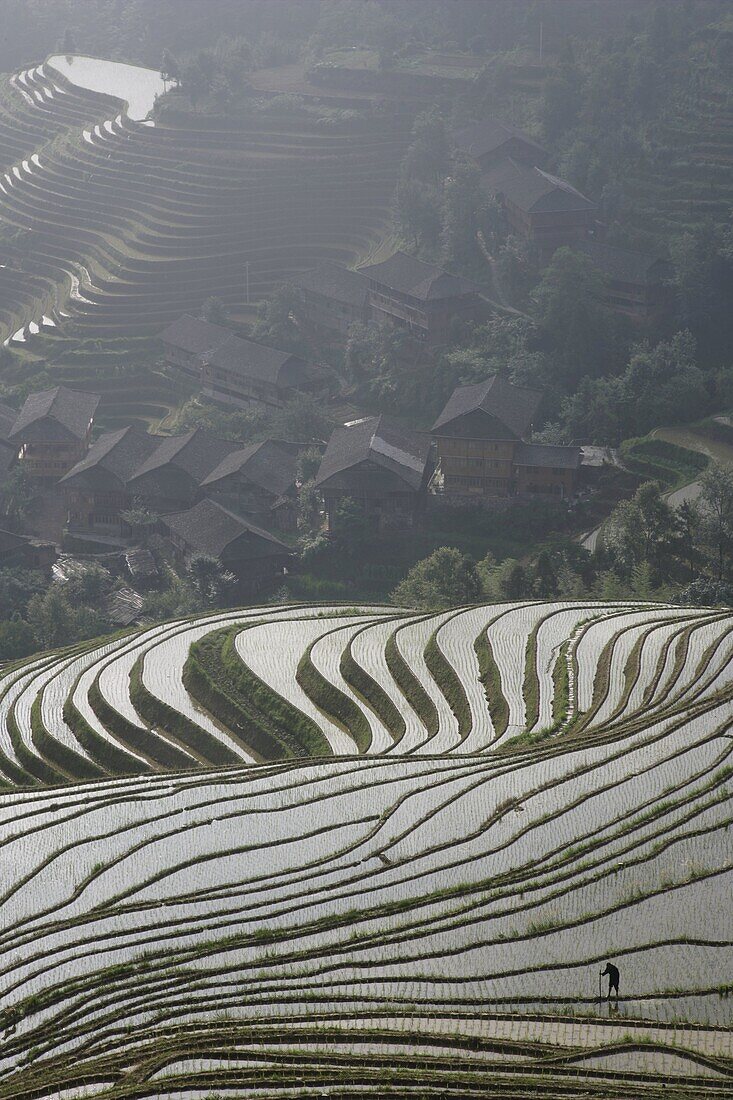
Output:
0 58 409 343
0 600 730 1097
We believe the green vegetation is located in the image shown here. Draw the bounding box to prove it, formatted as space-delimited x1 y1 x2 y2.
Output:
340 636 407 745
424 626 472 741
474 628 509 738
385 626 439 739
296 638 372 752
129 654 242 767
620 438 710 490
186 625 330 759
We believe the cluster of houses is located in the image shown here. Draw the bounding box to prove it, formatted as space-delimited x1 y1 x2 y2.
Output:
0 361 582 595
159 313 324 413
2 113 658 598
294 117 671 333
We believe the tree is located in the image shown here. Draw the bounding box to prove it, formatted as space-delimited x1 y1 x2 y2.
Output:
394 178 441 253
669 223 733 361
699 463 733 580
296 446 323 486
402 107 449 186
0 616 36 661
679 577 733 608
391 547 480 610
26 589 75 649
120 504 160 547
251 284 302 351
26 587 107 648
179 55 207 108
202 296 228 326
161 49 180 88
531 248 624 389
441 159 486 270
674 499 701 581
602 481 675 582
270 394 335 443
0 567 45 619
296 481 322 539
64 563 112 606
623 331 707 436
332 498 369 559
60 28 76 54
540 59 582 142
186 553 236 606
1 466 36 530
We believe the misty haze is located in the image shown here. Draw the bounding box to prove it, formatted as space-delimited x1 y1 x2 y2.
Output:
0 2 728 1097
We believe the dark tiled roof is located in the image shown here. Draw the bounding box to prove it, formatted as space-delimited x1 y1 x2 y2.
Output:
0 527 29 554
573 240 671 285
163 499 290 558
432 375 542 438
315 415 431 492
453 118 546 161
128 428 237 487
358 251 483 301
201 333 308 387
201 439 299 497
60 426 161 487
514 442 581 470
293 262 370 308
482 160 595 214
9 386 100 443
0 401 17 441
159 313 230 355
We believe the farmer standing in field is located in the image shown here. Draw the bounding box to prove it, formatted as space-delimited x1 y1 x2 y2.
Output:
601 961 620 1001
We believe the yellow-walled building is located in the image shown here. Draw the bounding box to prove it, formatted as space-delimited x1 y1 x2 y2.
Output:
432 376 580 501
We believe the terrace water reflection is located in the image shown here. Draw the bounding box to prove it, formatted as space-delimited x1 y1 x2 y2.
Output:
46 54 165 121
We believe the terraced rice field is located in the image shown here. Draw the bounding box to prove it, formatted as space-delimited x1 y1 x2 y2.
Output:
0 56 409 345
0 599 730 1097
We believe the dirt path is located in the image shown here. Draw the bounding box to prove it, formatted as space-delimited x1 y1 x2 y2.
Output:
580 424 733 553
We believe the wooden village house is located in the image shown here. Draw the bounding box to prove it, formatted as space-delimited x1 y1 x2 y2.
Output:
159 314 230 381
8 386 100 479
199 333 315 412
61 425 162 540
293 261 370 339
198 439 313 533
452 117 548 171
573 240 672 322
481 160 596 260
432 376 580 500
315 416 433 532
161 498 291 596
356 252 488 344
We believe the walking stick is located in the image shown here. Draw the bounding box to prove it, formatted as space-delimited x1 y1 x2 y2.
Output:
598 970 602 1011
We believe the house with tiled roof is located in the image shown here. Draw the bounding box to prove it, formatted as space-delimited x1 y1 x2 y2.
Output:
158 314 230 380
199 438 317 532
357 251 489 343
161 498 291 595
432 376 580 500
314 415 433 531
572 239 672 321
199 333 314 411
125 428 238 513
8 386 100 478
0 527 56 571
61 425 162 539
292 261 371 338
453 118 548 171
481 159 596 259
